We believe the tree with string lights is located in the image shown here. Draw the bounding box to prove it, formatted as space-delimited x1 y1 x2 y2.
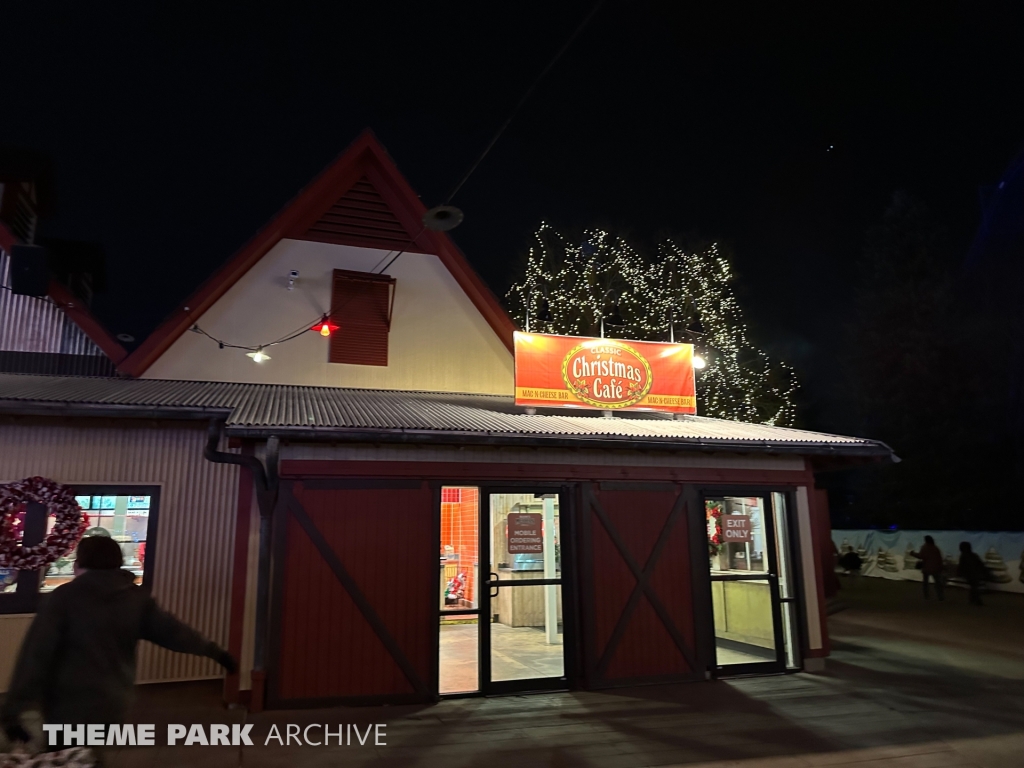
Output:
506 224 798 426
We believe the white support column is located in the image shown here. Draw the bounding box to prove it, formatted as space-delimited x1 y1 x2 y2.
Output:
795 486 823 652
542 496 559 645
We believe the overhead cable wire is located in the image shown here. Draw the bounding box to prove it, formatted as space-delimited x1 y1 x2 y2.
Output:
442 0 604 206
188 1 604 357
374 1 602 278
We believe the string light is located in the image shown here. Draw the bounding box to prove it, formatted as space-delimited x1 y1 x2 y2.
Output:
311 314 340 337
506 225 799 426
246 347 270 363
189 314 321 362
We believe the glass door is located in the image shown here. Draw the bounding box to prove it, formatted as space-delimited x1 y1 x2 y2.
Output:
438 487 482 695
483 491 566 693
437 487 568 697
705 493 798 674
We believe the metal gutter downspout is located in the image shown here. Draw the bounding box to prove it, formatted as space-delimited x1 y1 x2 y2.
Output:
204 420 279 713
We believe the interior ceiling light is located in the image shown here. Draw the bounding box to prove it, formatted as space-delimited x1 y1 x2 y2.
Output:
311 315 340 337
247 347 270 363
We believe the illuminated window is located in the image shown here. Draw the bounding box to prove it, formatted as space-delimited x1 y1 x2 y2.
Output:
0 485 160 614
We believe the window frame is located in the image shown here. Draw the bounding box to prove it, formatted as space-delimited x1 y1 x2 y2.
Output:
0 484 161 614
699 486 804 676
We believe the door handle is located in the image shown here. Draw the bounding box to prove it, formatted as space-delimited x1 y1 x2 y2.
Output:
489 571 499 598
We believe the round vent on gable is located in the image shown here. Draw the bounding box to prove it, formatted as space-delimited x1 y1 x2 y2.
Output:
422 205 464 232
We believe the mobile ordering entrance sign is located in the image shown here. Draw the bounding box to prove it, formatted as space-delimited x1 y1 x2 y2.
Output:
513 331 697 415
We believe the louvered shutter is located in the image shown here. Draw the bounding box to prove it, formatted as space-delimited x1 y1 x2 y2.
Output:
328 270 395 366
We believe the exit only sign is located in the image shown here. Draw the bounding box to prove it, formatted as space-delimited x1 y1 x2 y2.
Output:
723 515 751 543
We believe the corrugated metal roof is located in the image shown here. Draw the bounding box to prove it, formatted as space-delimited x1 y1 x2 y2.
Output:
0 373 893 457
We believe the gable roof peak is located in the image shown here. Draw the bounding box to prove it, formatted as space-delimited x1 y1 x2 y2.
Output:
117 130 516 377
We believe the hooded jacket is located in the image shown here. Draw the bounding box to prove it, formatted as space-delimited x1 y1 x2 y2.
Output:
1 568 224 729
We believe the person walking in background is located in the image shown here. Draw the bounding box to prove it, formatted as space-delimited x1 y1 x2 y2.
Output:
910 535 944 600
838 549 863 576
957 541 987 606
1 536 237 757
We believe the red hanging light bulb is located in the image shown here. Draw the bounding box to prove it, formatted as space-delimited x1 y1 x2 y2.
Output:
311 314 339 337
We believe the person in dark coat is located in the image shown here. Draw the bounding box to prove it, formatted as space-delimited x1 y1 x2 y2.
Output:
838 550 863 575
1 536 237 750
910 535 944 600
957 541 987 606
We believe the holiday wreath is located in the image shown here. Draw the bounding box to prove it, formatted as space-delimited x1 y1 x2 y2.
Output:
0 477 89 571
706 502 723 558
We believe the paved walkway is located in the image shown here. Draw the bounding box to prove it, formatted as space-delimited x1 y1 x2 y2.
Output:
5 577 1024 767
440 621 565 693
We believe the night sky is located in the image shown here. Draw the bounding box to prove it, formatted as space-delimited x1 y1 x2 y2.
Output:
3 2 1023 431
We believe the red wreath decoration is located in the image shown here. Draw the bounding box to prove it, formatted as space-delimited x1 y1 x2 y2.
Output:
0 477 89 571
707 504 724 557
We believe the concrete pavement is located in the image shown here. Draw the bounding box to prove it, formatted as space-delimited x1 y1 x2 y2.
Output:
4 577 1023 767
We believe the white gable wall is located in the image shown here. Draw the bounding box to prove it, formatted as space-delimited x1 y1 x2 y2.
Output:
142 239 514 395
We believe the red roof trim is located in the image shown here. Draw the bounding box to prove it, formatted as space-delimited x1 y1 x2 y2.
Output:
0 221 15 253
0 221 127 365
48 281 128 364
118 130 517 377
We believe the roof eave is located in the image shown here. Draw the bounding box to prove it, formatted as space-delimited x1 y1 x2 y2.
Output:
223 424 896 460
0 400 233 422
0 395 898 464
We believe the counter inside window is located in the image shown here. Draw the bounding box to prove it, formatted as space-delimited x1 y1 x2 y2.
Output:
42 493 152 591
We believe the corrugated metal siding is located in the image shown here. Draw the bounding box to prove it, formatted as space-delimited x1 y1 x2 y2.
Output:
0 250 106 357
0 615 32 693
0 373 882 451
0 351 116 376
274 482 434 702
0 418 240 684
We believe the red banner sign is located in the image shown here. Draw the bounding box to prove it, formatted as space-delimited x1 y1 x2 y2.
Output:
514 332 696 414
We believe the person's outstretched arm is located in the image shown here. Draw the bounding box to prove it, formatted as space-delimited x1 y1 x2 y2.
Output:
141 599 237 672
1 592 65 738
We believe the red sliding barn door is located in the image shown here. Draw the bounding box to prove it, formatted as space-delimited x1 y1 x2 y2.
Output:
580 482 707 686
269 479 435 707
